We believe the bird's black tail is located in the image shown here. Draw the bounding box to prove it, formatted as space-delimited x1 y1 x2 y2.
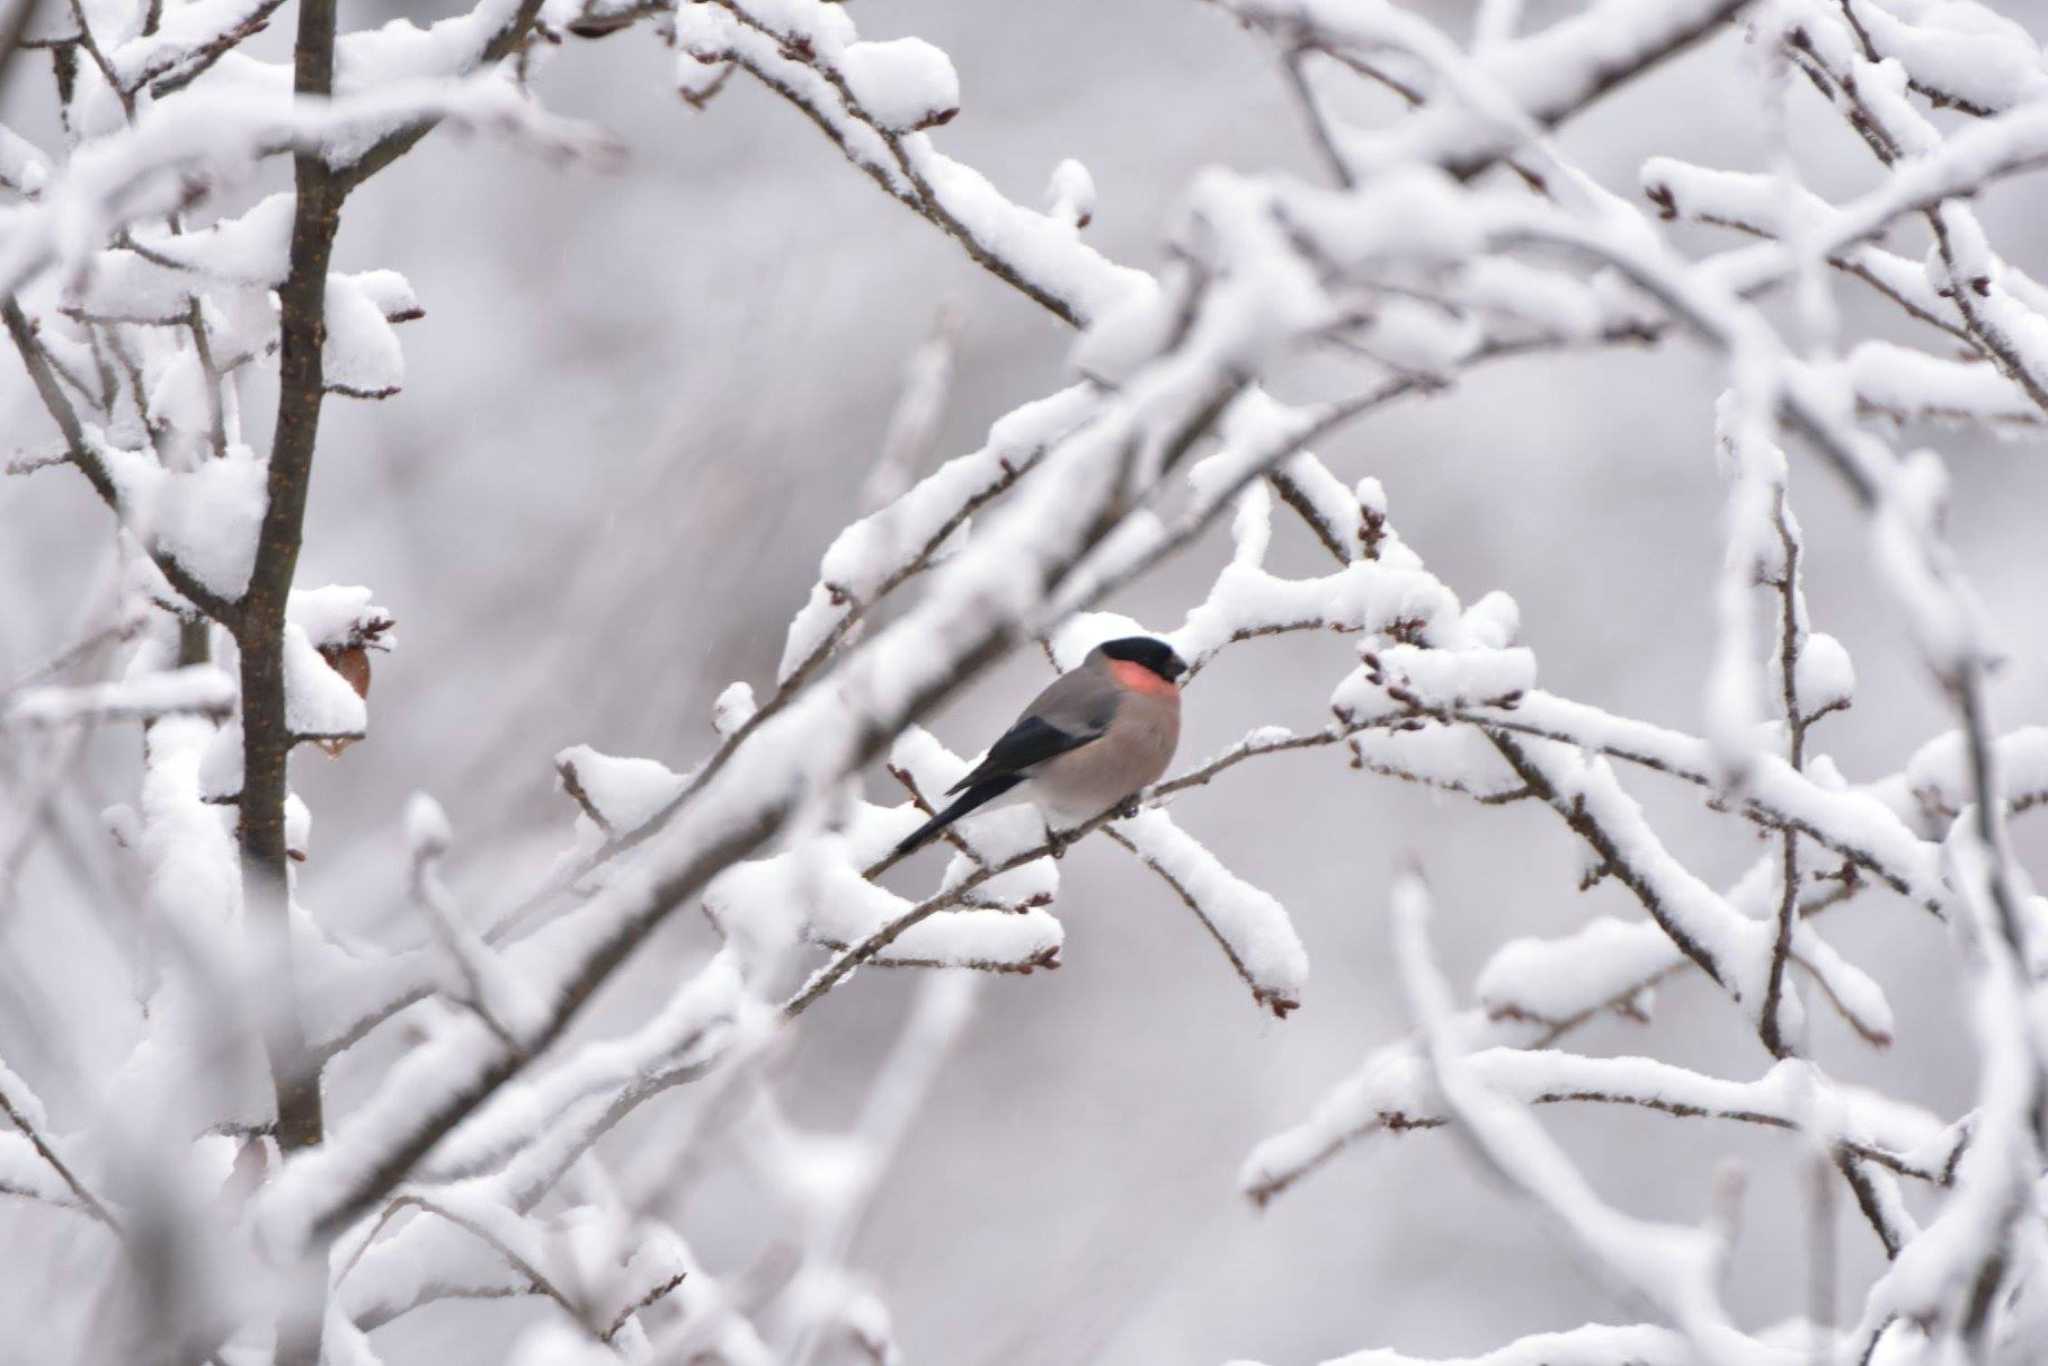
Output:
892 775 1025 858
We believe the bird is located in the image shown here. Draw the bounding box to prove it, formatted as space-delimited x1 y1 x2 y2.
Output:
892 636 1187 860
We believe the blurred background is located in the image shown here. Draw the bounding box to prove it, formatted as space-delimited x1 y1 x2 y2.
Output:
6 0 2048 1361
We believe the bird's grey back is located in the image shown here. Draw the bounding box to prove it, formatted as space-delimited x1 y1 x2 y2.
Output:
1023 664 1119 739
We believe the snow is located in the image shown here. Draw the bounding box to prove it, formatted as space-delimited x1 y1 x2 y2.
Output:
99 440 268 600
676 37 735 102
133 715 272 1131
839 39 960 133
1270 454 1374 561
705 837 1064 972
420 822 547 1040
5 664 235 727
323 274 406 399
198 722 244 802
1796 631 1855 714
712 681 758 737
554 745 687 837
405 793 452 858
286 790 312 860
1169 514 1474 670
1282 168 1483 268
1458 591 1520 650
1477 916 1676 1028
135 192 295 282
284 624 368 740
1903 725 2048 821
0 1132 85 1211
1072 282 1181 387
288 585 395 652
1330 644 1535 724
1792 924 1894 1047
1851 0 2048 113
412 955 754 1208
1847 340 2040 426
1350 725 1524 802
1318 1324 1691 1366
1044 157 1095 229
348 268 423 323
0 123 49 197
1457 256 1605 340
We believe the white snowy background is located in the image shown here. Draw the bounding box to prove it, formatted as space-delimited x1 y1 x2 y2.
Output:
6 0 2048 1363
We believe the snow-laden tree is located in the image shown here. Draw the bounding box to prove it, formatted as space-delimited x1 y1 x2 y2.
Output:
5 0 2048 1361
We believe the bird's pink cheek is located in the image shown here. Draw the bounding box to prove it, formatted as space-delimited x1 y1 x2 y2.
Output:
1109 660 1179 697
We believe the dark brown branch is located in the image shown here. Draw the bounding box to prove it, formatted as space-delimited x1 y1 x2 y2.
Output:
1835 1149 1905 1260
803 933 1060 975
604 1270 686 1343
1760 488 1808 1060
239 0 340 1172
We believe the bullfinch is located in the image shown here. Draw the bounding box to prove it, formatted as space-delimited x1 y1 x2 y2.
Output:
893 636 1188 859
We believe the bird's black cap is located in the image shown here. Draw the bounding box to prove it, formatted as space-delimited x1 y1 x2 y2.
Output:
1097 636 1188 682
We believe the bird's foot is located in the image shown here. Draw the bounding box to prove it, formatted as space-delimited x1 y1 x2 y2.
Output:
1113 796 1143 821
1044 827 1072 859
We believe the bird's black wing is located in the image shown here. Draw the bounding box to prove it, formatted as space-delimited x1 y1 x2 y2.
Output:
946 714 1100 793
891 674 1115 861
